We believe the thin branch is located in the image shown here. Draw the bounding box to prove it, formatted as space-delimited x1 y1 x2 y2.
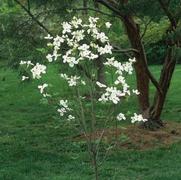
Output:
27 0 30 11
146 67 163 96
14 0 52 35
73 7 119 17
157 0 177 28
140 18 153 40
96 0 123 17
112 45 139 53
48 7 120 18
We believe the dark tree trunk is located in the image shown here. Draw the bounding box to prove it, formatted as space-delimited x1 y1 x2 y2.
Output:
143 47 177 129
94 1 106 84
95 57 106 84
122 16 150 112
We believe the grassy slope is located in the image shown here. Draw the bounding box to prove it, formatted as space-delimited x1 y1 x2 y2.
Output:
0 65 180 180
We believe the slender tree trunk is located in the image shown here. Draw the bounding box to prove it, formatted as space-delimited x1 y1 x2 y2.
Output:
122 16 150 112
145 47 177 129
94 1 106 84
95 57 106 84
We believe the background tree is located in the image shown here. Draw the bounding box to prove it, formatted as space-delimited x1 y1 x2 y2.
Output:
94 0 180 129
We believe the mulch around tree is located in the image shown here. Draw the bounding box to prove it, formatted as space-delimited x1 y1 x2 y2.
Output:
73 121 181 150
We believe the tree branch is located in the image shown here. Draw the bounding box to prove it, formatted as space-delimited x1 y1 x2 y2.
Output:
140 18 153 40
157 0 177 28
96 0 123 17
14 0 52 35
71 7 120 18
27 0 30 11
146 67 163 96
112 45 139 53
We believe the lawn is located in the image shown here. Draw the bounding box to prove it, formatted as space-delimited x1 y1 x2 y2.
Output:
0 65 181 180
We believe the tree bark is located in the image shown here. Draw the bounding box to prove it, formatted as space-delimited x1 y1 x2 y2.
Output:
95 57 106 84
144 0 179 129
94 1 106 84
122 16 150 112
146 48 176 127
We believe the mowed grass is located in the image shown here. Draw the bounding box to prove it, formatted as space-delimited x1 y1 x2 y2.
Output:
0 64 181 180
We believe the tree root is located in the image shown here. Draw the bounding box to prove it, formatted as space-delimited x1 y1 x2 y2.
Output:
140 118 165 131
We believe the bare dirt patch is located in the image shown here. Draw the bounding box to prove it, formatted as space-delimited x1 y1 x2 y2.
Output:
73 121 181 150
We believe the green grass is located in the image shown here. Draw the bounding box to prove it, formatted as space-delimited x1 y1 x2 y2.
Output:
0 65 181 180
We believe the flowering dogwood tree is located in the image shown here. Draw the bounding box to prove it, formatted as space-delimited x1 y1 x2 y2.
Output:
20 16 147 179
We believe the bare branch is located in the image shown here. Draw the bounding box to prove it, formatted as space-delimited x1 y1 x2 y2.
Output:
34 6 120 19
147 68 163 97
157 0 177 28
141 18 153 40
27 0 30 11
71 7 119 18
112 45 139 53
14 0 52 35
96 0 123 17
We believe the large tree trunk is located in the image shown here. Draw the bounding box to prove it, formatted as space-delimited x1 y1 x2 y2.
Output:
122 16 150 112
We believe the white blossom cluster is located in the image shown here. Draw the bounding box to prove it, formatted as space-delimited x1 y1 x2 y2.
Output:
44 16 113 68
117 113 126 121
20 60 46 80
57 100 75 121
97 57 139 104
31 63 46 79
20 60 34 67
131 113 147 123
60 73 85 87
38 83 50 97
19 16 147 124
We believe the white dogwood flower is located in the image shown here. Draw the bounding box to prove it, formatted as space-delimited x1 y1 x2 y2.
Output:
96 81 107 88
20 60 34 67
22 76 29 81
98 44 112 55
57 108 67 116
131 113 147 123
46 54 53 62
60 74 80 87
117 113 126 121
105 22 112 28
132 89 140 95
38 83 48 94
62 22 72 34
58 99 72 118
59 99 69 109
99 87 125 104
71 16 82 28
96 32 108 43
31 63 46 79
44 34 53 40
67 115 75 121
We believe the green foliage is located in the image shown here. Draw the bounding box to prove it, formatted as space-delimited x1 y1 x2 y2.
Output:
0 1 47 67
146 41 166 65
